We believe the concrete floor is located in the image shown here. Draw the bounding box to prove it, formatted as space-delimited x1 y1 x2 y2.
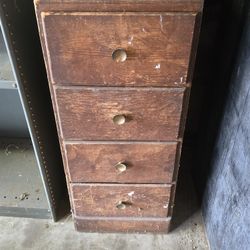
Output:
0 211 208 250
0 170 209 250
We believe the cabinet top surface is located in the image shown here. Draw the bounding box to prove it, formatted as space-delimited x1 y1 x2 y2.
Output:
35 0 204 12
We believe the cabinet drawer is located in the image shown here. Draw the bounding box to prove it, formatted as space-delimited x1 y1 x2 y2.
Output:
42 12 196 87
71 184 172 217
55 87 185 141
65 142 178 183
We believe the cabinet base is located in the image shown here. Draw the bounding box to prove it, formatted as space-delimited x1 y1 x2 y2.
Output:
74 216 171 233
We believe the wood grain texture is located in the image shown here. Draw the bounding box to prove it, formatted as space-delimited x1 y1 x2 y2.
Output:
74 216 171 233
35 0 204 13
55 87 185 141
71 184 172 217
42 13 196 87
34 0 203 234
65 142 178 183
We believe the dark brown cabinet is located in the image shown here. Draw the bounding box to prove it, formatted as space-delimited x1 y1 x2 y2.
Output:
35 0 203 233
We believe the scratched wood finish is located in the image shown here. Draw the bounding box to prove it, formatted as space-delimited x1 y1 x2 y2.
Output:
35 0 203 233
55 87 185 141
71 184 172 217
35 0 203 13
41 13 196 86
74 216 171 233
65 142 178 183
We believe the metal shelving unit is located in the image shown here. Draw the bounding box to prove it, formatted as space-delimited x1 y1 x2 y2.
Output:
0 139 50 217
0 26 51 218
0 28 28 137
0 0 68 220
0 27 14 86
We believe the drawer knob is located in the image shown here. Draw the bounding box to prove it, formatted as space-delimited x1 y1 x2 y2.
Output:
113 114 126 125
112 48 127 63
115 162 127 173
116 201 127 210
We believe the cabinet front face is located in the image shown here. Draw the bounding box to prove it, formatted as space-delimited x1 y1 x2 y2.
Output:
65 142 178 183
71 184 172 217
35 0 203 233
41 13 196 87
55 87 185 141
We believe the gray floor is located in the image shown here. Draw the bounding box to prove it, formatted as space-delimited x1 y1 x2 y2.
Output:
0 170 209 250
0 211 208 250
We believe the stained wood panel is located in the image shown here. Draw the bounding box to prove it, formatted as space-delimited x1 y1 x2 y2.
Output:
35 0 203 233
35 0 203 13
71 184 172 217
55 87 185 141
74 216 171 233
65 142 178 183
42 13 196 86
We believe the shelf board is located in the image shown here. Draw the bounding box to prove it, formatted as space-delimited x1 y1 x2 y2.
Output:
0 138 50 212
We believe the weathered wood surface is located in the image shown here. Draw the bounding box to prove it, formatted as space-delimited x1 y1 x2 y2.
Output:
74 216 171 233
65 142 178 183
35 0 203 13
34 0 203 233
71 184 172 217
41 13 196 86
55 87 185 141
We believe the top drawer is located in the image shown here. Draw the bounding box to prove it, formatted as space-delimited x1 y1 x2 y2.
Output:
41 12 196 87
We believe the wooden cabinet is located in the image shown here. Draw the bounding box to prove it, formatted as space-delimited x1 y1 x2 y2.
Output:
35 0 203 233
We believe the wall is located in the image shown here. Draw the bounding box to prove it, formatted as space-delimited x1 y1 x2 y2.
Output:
202 3 250 249
184 0 246 197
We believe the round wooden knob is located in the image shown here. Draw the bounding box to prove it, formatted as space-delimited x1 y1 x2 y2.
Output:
115 162 127 173
116 201 127 210
112 48 127 62
113 114 126 125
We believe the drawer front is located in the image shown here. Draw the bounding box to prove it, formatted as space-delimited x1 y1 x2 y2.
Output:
65 142 178 183
71 184 172 217
42 12 196 86
55 87 185 141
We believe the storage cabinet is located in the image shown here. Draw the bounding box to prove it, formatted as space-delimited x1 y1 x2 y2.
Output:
35 0 203 232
